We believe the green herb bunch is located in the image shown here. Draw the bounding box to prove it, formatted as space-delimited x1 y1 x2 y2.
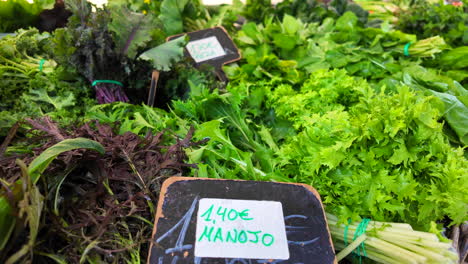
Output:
397 0 468 47
0 28 94 136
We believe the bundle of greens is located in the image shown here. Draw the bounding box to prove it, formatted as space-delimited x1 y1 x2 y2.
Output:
396 0 468 47
267 69 468 230
241 0 369 26
227 12 467 145
52 0 147 103
174 69 467 231
275 0 369 25
0 117 200 263
429 46 468 85
52 0 186 104
0 0 54 32
327 213 459 264
229 12 448 82
0 28 94 136
391 36 448 58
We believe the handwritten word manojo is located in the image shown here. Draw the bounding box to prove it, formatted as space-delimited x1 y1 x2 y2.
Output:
197 204 275 247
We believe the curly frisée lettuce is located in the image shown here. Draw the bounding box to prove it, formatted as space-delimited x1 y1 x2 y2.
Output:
268 69 468 230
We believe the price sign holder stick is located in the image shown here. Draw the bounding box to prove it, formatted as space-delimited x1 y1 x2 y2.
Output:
147 70 160 107
214 66 228 84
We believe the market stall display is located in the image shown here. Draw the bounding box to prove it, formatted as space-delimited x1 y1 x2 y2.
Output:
0 0 467 263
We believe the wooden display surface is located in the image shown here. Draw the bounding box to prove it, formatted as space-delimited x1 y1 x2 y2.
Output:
148 177 337 264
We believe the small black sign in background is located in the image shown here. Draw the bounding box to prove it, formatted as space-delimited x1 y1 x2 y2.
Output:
148 177 337 264
167 27 241 83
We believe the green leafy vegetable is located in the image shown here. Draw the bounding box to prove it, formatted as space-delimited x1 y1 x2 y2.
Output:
0 0 54 32
4 160 44 264
396 0 468 47
108 6 155 58
139 36 187 71
159 0 206 35
28 137 105 183
53 0 164 104
0 28 94 136
173 68 467 231
159 0 190 35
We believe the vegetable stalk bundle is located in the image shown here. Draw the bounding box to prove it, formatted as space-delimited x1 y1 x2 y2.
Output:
327 213 458 264
394 36 448 58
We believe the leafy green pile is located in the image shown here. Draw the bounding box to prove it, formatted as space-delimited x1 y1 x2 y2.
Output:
227 12 468 145
229 12 448 83
242 0 369 26
268 69 467 230
275 0 369 25
396 0 468 47
0 0 467 263
170 69 468 231
0 0 54 32
0 28 94 136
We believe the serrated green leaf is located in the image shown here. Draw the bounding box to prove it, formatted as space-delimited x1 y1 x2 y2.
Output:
138 37 187 71
26 89 75 110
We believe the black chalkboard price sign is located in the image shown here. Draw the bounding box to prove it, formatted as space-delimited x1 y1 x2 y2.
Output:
147 27 240 107
147 177 337 264
167 26 241 83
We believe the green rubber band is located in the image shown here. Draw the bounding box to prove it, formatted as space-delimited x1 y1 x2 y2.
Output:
38 59 45 72
91 80 124 87
404 42 411 57
344 219 352 246
342 218 371 264
352 218 370 262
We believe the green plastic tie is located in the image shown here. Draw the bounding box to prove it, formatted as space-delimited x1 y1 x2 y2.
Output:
343 218 371 264
38 59 45 72
91 80 124 87
404 42 412 57
344 218 352 246
353 218 371 264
